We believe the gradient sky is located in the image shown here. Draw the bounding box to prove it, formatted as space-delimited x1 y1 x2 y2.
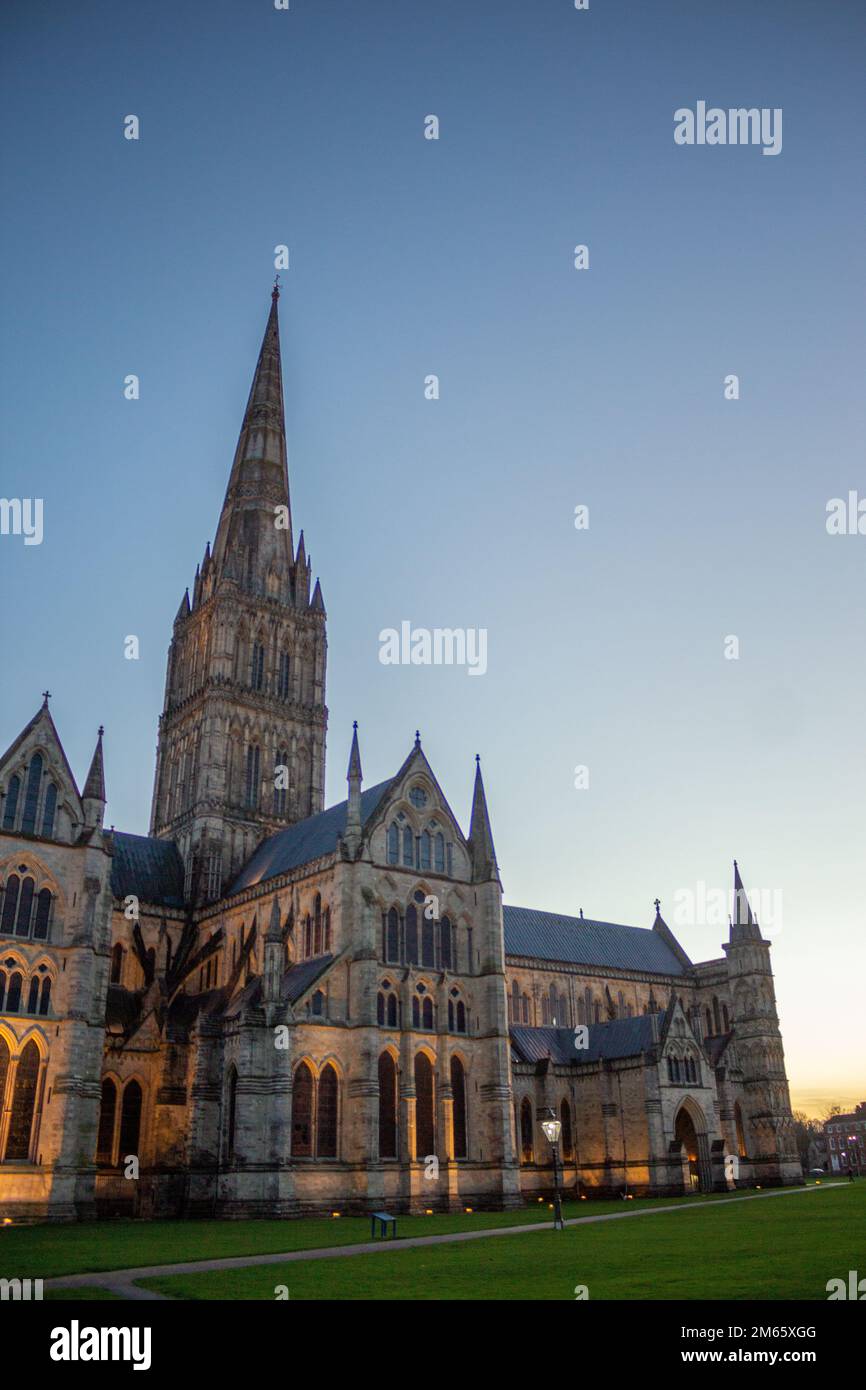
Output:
1 0 864 1117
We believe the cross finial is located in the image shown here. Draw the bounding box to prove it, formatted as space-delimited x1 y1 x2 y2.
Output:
272 273 280 301
97 725 104 738
414 730 421 747
654 897 661 914
41 689 51 707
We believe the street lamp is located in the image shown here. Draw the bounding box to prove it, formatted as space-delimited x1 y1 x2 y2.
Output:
541 1110 565 1230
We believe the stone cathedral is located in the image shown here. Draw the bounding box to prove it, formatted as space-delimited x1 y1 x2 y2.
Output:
0 291 801 1221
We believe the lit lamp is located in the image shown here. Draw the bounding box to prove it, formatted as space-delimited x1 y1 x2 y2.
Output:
541 1111 565 1231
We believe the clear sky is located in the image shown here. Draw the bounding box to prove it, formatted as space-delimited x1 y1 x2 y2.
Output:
1 0 864 1117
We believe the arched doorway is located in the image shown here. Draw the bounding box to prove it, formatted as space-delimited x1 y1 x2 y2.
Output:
674 1100 710 1192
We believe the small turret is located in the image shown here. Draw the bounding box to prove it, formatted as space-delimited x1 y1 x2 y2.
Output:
82 726 106 830
263 895 284 1006
344 722 363 854
468 754 499 883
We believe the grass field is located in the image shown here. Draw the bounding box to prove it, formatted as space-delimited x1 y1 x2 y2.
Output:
135 1183 860 1301
4 1190 739 1280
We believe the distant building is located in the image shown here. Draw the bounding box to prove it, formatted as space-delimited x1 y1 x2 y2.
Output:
824 1103 866 1174
0 291 803 1221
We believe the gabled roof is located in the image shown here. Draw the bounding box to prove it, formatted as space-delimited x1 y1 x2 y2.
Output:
503 905 689 976
281 953 333 1004
0 699 83 810
108 831 185 908
229 781 392 892
510 1015 659 1066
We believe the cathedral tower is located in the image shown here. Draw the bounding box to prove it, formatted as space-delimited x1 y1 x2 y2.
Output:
150 288 328 899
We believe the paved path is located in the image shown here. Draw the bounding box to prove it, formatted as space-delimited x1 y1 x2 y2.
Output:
46 1182 845 1300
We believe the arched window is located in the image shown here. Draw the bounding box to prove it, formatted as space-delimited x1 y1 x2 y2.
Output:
387 823 399 865
561 1099 574 1159
278 651 290 698
6 972 22 1012
97 1078 117 1163
456 1000 466 1034
39 976 51 1014
412 996 420 1027
251 641 265 691
2 775 20 830
434 832 445 873
377 992 385 1025
422 914 435 968
226 1066 238 1161
110 943 124 985
378 1052 397 1159
119 1081 143 1159
420 832 431 870
244 744 261 809
414 1053 435 1158
386 993 398 1028
323 907 331 952
304 915 312 958
314 895 322 955
4 1039 41 1160
386 907 399 963
520 1097 534 1164
422 996 434 1030
448 1000 454 1030
311 990 324 1017
405 904 418 965
402 825 414 867
15 877 34 937
20 754 43 835
451 1056 467 1159
292 1063 313 1156
441 916 452 970
317 1064 338 1157
27 976 39 1013
41 784 57 838
522 994 530 1023
33 888 51 941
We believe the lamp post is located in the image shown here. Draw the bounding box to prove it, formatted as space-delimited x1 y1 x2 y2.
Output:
541 1110 565 1230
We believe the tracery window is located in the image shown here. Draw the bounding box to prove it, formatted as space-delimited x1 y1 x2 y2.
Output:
414 1053 435 1158
292 1062 313 1156
2 775 20 830
451 1056 467 1159
402 825 414 867
434 832 445 873
378 1051 398 1158
387 823 399 865
244 744 261 809
4 1039 41 1161
118 1080 143 1159
251 641 265 691
20 754 43 835
317 1064 338 1158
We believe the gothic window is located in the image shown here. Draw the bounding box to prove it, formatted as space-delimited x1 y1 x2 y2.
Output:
412 997 420 1027
420 832 431 870
27 976 39 1013
278 651 290 698
421 915 435 968
292 1063 313 1157
20 755 43 835
119 1081 143 1160
15 877 34 937
96 1078 117 1163
4 1039 41 1161
251 642 265 691
273 750 289 815
314 895 322 954
414 1053 435 1158
0 876 20 935
377 993 385 1025
561 1099 574 1159
387 823 399 865
110 943 124 985
41 783 57 838
448 1000 454 1030
378 1052 397 1158
520 1097 534 1164
226 1066 238 1161
456 1000 466 1034
33 888 51 940
0 970 5 1009
441 915 452 970
206 852 221 900
435 832 445 872
244 744 261 809
405 904 419 964
6 972 22 1012
522 994 529 1023
451 1056 467 1159
39 977 51 1014
3 775 20 830
409 786 427 809
422 997 434 1030
402 825 414 867
323 907 331 952
386 993 398 1028
317 1064 338 1158
304 915 312 958
386 907 399 963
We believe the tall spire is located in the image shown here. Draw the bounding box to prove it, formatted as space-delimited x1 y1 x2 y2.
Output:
468 754 498 883
345 722 363 851
210 287 294 587
731 859 761 941
82 726 105 802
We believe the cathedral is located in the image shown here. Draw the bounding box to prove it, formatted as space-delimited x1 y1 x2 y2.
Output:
0 290 802 1221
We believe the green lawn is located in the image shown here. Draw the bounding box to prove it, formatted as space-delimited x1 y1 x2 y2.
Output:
136 1184 858 1301
10 1190 745 1279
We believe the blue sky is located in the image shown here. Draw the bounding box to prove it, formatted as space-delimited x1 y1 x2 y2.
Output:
1 0 864 1113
